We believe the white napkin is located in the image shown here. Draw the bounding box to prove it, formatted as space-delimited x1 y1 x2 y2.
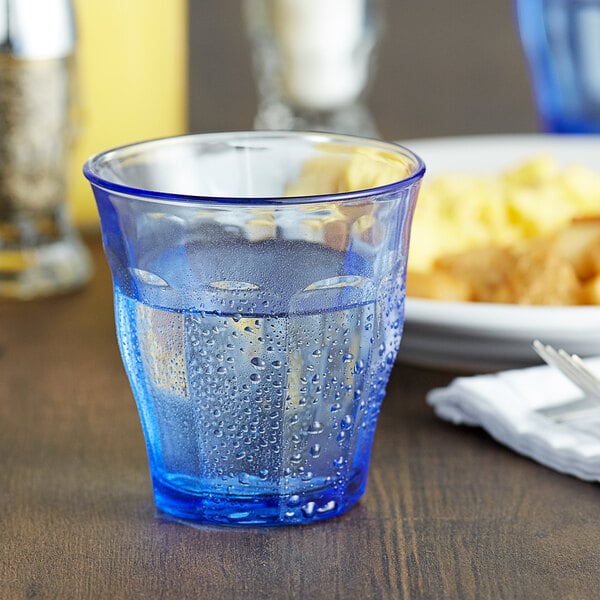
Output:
427 359 600 482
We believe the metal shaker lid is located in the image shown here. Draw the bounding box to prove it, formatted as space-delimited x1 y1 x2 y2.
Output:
0 0 76 59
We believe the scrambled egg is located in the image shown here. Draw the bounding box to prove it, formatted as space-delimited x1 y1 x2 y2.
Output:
408 156 600 272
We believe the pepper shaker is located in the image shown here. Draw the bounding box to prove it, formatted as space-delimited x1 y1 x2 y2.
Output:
0 0 91 299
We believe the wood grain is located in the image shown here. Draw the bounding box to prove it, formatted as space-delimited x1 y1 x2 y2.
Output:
1 237 599 599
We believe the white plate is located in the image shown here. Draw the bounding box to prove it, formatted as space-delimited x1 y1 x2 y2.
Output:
395 134 600 372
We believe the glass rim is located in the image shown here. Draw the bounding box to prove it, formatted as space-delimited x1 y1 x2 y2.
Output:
83 130 426 206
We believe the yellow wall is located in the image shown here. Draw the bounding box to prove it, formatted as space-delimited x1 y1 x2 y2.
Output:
70 0 188 227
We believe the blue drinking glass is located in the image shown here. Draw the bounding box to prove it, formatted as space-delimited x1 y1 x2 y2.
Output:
84 131 424 526
515 0 600 133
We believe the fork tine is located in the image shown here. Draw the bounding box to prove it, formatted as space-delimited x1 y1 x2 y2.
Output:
534 341 588 391
545 348 592 392
533 340 571 375
533 341 582 386
558 350 600 395
532 340 600 422
554 349 600 399
533 340 600 402
550 347 599 395
532 339 555 364
569 352 600 379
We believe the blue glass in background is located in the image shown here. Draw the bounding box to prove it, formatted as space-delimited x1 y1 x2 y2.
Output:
84 132 425 526
515 0 600 133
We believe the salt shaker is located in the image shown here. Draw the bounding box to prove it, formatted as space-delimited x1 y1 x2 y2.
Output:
0 0 91 299
243 0 383 136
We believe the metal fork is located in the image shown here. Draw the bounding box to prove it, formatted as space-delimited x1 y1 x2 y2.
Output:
532 340 600 422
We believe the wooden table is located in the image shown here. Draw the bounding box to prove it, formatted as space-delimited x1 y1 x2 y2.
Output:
1 236 599 599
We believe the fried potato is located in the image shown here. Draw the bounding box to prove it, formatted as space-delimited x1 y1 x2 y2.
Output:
407 225 600 306
581 273 600 305
433 247 512 302
406 270 471 302
408 234 583 305
493 239 581 305
552 217 600 280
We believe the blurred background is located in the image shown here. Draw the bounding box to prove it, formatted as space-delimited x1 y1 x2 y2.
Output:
0 0 544 301
189 1 539 139
66 0 539 228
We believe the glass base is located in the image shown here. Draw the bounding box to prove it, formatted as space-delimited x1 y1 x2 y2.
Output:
151 468 368 527
0 234 92 299
542 115 600 134
254 101 379 138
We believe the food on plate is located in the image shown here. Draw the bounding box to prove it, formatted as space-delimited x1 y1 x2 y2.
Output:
408 225 600 306
284 145 414 250
286 149 600 306
285 145 412 197
406 157 600 305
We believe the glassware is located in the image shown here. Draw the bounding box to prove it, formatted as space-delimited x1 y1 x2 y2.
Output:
243 0 383 136
0 0 91 299
84 131 424 526
515 0 600 133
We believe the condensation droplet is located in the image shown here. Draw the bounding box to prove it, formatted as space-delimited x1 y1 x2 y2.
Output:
250 357 266 370
352 360 363 375
307 421 324 434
